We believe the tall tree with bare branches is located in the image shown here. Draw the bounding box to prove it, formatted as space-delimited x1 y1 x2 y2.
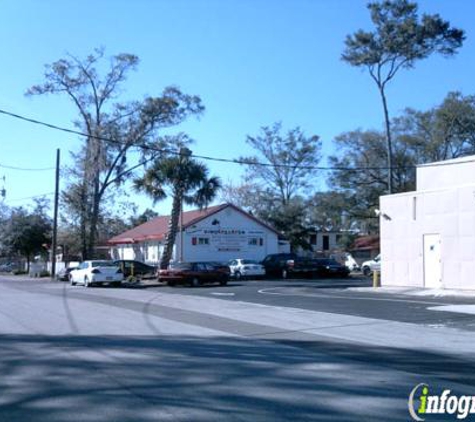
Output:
27 48 204 258
342 0 464 193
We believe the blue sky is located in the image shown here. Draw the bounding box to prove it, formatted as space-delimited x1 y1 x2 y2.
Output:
0 0 474 217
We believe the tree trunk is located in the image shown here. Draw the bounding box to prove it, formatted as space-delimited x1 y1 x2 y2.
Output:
379 86 393 194
160 192 182 269
79 183 88 260
86 133 102 259
86 180 101 259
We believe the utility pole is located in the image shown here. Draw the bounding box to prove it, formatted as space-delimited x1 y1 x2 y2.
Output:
51 149 60 280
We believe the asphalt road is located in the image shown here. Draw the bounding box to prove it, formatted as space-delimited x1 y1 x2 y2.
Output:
160 277 475 331
0 275 474 421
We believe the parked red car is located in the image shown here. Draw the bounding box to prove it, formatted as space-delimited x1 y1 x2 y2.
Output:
158 262 229 287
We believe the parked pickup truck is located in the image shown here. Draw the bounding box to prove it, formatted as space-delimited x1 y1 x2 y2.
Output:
261 253 323 279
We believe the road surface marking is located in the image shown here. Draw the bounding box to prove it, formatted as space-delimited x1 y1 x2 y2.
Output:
257 287 449 306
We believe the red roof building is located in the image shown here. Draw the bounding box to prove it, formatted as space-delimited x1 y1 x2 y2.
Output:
108 203 287 264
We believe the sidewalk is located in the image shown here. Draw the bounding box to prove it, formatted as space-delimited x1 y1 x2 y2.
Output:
349 285 475 298
114 289 475 358
348 285 475 316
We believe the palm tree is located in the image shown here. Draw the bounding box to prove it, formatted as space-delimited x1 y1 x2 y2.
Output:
134 148 221 269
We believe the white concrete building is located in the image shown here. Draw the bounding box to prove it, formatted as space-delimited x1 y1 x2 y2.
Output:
108 203 287 264
308 231 342 254
380 155 475 290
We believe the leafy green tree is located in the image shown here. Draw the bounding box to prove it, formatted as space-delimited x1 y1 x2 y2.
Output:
328 129 416 233
342 0 465 193
307 191 354 232
231 122 321 248
240 122 321 205
27 48 204 258
0 203 12 259
134 148 221 269
1 202 52 272
257 197 312 252
394 92 475 162
129 208 159 228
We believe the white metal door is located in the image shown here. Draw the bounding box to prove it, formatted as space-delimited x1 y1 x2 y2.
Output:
423 234 442 288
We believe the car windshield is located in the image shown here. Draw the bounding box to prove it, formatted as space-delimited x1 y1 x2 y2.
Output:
241 259 258 265
91 261 117 267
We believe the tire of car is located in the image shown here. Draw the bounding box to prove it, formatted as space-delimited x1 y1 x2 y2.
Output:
235 271 242 280
220 279 228 286
190 277 200 287
362 266 372 277
112 282 121 288
70 275 76 286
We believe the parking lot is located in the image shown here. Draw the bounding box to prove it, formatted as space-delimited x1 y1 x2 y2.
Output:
127 275 475 332
1 274 475 421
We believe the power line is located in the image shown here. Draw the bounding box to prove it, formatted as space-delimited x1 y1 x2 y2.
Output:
0 107 390 170
0 163 55 171
5 192 55 203
0 107 470 171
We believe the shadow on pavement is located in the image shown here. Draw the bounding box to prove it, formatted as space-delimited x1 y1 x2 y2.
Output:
0 333 469 422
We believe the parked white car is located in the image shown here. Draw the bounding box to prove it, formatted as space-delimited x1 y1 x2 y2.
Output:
361 254 381 277
343 253 360 272
69 260 123 287
228 259 266 280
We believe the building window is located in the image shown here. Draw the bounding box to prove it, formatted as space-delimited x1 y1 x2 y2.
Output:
413 196 417 221
310 234 317 246
191 237 209 246
248 237 264 246
198 237 209 245
322 235 330 251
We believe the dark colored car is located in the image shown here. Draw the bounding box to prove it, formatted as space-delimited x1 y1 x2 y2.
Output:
56 266 78 281
113 260 157 279
261 253 323 279
314 258 350 278
158 262 229 287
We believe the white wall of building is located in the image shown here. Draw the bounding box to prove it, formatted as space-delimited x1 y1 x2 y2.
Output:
417 156 475 191
381 156 475 290
311 232 342 253
176 206 278 262
111 206 280 264
111 241 162 264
